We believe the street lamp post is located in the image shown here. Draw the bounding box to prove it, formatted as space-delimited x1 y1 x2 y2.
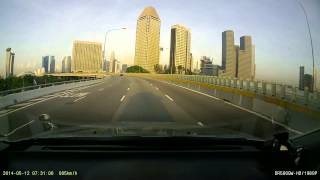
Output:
103 27 126 71
297 0 316 91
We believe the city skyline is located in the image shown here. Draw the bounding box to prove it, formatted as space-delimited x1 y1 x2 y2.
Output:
0 0 320 85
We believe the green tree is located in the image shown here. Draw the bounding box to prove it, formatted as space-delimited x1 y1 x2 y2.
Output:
126 65 149 73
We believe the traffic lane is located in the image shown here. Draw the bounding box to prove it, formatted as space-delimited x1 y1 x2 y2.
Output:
0 77 124 135
48 75 131 125
144 78 290 139
111 77 197 125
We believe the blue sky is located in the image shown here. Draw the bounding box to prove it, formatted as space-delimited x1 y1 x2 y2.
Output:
0 0 319 85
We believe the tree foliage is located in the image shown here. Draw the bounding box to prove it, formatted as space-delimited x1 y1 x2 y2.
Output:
126 65 149 73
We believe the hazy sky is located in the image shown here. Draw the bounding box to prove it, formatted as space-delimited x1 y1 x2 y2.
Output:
0 0 320 85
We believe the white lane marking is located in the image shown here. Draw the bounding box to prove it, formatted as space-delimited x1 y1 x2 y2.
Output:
165 94 174 101
2 120 35 137
0 82 103 118
9 102 34 108
28 97 47 102
197 121 204 127
127 88 130 91
120 95 126 102
98 88 104 91
73 96 86 102
0 96 58 118
0 109 11 114
160 81 303 135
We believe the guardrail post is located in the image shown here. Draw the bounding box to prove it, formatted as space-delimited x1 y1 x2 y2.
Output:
271 83 276 96
239 80 243 89
304 87 309 105
262 82 267 95
280 84 286 99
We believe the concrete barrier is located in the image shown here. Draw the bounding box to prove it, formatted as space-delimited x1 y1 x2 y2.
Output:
0 79 103 109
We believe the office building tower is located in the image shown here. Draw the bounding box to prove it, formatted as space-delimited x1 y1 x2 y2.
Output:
49 56 55 73
42 56 49 73
299 66 305 90
237 36 255 80
62 56 71 73
122 64 128 73
303 74 313 92
222 30 236 77
72 41 103 73
5 48 15 78
169 24 191 74
134 6 161 73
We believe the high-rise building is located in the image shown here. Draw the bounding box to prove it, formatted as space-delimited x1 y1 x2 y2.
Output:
303 74 313 92
62 56 71 73
169 24 191 74
49 56 55 73
134 6 161 73
122 64 128 73
72 41 103 73
222 30 236 77
5 48 15 78
237 36 255 80
222 31 255 80
42 56 49 73
299 66 305 90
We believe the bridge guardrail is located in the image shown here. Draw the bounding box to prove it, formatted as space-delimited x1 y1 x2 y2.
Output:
0 78 97 97
128 73 320 110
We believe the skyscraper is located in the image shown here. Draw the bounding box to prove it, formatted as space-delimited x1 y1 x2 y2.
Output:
72 41 103 73
237 36 255 80
169 24 191 74
42 56 49 73
5 48 15 78
49 56 55 73
222 30 236 77
299 66 305 90
304 74 313 92
134 6 161 73
62 56 71 73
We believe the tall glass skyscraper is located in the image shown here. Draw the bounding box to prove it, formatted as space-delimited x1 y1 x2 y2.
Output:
42 56 49 73
134 6 161 73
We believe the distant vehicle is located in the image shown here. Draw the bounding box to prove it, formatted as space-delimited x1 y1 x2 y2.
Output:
120 73 124 76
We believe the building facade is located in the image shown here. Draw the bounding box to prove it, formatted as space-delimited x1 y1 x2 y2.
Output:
62 56 71 73
169 24 191 74
237 36 255 80
72 41 103 73
304 74 313 92
222 31 255 80
134 6 161 73
49 56 55 73
222 30 236 77
299 66 305 90
42 56 49 73
5 48 15 78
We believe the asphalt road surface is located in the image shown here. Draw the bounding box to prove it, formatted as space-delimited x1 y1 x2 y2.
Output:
0 75 293 140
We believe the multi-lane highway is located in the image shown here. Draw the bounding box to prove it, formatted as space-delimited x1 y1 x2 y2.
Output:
0 75 295 140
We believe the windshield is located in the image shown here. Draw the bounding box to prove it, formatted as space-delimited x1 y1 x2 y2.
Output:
0 0 319 142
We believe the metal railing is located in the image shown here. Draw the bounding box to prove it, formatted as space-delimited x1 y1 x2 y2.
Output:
134 74 320 109
0 78 97 97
